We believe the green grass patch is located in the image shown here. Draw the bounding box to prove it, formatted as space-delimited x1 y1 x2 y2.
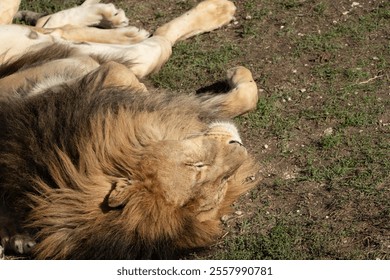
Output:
20 0 80 13
301 133 390 193
151 39 240 90
212 221 304 260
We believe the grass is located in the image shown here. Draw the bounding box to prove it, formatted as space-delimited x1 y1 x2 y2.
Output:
16 0 390 260
213 221 304 260
151 38 241 90
302 132 390 193
20 0 80 13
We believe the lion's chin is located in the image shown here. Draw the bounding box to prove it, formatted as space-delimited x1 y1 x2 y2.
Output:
195 179 228 222
196 207 219 222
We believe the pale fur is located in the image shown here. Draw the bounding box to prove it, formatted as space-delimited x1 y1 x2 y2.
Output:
0 0 21 24
36 1 129 28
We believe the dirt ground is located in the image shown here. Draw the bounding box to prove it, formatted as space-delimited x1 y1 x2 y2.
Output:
15 0 390 259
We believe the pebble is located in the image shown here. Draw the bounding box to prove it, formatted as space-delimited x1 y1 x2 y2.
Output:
221 215 230 222
323 127 334 136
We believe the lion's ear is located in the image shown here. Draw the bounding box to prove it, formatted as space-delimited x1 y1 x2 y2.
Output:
107 179 133 208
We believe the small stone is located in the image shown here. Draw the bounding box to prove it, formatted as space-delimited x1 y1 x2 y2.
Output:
221 215 230 222
235 211 243 216
245 15 252 20
300 88 307 93
324 127 334 136
264 144 269 149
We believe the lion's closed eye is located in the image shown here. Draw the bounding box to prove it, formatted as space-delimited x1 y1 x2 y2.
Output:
186 162 210 169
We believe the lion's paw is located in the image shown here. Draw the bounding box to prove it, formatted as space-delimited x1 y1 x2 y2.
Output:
0 245 4 259
9 234 36 255
97 3 129 28
224 66 259 116
36 3 129 29
195 0 236 28
226 66 255 88
155 0 236 44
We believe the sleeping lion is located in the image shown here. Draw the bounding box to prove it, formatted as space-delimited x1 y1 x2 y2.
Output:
0 0 260 259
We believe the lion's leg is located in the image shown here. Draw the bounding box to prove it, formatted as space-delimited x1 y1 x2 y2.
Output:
126 0 236 76
36 2 129 28
154 0 236 45
0 25 56 63
73 36 173 78
73 0 236 78
201 66 259 118
35 25 150 45
90 61 147 91
0 56 100 98
0 0 21 25
1 0 235 78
